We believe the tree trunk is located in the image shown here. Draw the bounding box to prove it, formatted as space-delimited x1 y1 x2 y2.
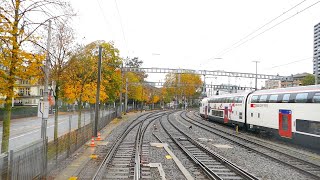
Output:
78 101 82 128
54 83 59 140
1 98 12 153
1 0 20 153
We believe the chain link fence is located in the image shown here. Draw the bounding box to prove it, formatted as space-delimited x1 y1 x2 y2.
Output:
0 107 120 179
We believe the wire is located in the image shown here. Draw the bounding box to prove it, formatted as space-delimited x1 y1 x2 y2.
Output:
96 0 115 40
266 57 312 69
114 0 129 56
219 0 320 57
215 0 308 58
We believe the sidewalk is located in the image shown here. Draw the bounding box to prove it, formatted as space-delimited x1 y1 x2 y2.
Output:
54 112 140 180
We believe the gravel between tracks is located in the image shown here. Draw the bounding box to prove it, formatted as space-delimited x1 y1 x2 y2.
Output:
175 111 312 180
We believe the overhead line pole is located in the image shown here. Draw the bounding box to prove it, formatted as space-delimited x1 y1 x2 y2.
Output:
41 19 51 178
94 46 102 137
252 61 260 90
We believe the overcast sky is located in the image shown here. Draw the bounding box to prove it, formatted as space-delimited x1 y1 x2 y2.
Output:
69 0 320 87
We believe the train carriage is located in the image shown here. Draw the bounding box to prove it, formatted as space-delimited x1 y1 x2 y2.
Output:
207 92 251 127
199 98 209 119
246 85 320 149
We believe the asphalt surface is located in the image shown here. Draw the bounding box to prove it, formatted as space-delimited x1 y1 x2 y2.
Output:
0 110 113 151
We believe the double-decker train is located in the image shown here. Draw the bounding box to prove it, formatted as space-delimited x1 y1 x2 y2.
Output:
199 85 320 149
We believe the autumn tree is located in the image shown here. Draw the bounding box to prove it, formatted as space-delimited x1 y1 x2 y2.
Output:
123 57 146 109
61 41 122 128
162 73 202 107
49 17 75 140
0 0 72 153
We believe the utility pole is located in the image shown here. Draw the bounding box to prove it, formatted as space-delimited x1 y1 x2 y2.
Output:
94 46 102 137
124 77 128 114
252 61 260 90
41 19 51 177
119 63 123 118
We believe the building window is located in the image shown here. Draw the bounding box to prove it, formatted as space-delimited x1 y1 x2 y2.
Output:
26 88 30 96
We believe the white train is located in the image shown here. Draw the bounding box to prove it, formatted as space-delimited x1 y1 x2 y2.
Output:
199 85 320 149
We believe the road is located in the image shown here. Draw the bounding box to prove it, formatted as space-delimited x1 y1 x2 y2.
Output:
0 109 113 151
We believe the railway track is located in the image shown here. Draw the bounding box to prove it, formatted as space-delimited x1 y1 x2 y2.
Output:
181 111 320 180
160 112 258 180
92 111 166 180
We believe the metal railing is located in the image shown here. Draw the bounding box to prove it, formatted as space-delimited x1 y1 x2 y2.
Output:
0 107 119 179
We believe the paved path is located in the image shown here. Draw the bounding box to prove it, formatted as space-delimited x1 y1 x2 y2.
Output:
0 109 113 151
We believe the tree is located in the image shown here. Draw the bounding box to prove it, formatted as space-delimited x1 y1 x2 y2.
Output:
162 73 202 107
301 74 315 86
61 41 122 128
49 18 75 140
0 0 72 153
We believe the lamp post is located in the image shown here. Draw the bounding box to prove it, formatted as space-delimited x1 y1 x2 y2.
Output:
252 61 260 90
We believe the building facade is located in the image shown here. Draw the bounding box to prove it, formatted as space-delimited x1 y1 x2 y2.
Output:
13 79 43 106
314 22 320 81
265 80 281 89
264 73 311 89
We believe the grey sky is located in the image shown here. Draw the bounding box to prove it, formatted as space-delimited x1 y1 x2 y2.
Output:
69 0 320 86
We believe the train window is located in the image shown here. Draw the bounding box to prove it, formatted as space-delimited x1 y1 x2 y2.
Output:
296 119 320 136
312 93 320 103
251 95 259 103
282 94 290 103
269 95 278 103
259 95 268 103
230 97 235 103
238 97 243 103
251 113 253 117
295 93 308 103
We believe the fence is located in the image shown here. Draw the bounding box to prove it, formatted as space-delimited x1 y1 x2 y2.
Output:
0 107 119 179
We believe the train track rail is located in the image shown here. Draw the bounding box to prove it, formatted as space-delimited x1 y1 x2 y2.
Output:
160 112 258 180
92 111 166 180
181 111 320 179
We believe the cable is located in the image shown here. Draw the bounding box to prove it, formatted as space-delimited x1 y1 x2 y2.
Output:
266 57 312 69
214 0 308 58
96 0 116 40
224 0 320 57
114 0 129 56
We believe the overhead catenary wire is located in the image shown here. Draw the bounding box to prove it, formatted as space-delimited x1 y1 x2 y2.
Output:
218 0 320 57
96 0 116 41
214 0 308 58
114 0 129 56
266 57 312 69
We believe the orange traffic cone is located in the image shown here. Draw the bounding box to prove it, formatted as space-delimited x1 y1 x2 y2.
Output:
96 132 102 141
90 136 95 147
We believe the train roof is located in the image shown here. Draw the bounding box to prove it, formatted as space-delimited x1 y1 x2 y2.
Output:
252 85 320 95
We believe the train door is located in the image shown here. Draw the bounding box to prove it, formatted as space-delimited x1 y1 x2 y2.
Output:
204 106 208 119
279 109 292 138
224 107 228 123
